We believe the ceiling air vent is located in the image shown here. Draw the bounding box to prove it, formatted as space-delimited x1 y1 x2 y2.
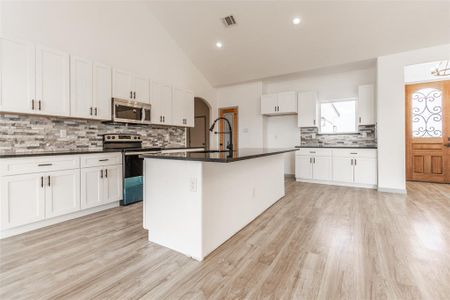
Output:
222 15 237 27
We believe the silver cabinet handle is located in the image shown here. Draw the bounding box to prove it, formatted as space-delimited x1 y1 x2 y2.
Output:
38 100 42 111
354 159 357 166
130 91 133 99
90 107 93 115
359 117 362 123
350 152 358 155
105 169 108 178
32 99 35 110
100 169 103 178
94 107 98 116
48 175 51 187
99 159 109 162
38 163 52 167
41 176 44 188
133 91 136 99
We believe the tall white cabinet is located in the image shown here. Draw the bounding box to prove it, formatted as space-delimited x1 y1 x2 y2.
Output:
358 84 376 125
297 91 318 127
70 56 111 120
150 81 173 125
0 38 70 116
172 87 194 127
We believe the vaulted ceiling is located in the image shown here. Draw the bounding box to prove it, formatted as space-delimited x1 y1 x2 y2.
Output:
148 1 450 87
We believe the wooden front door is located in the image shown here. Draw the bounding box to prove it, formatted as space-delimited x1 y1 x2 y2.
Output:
406 80 450 183
218 107 238 151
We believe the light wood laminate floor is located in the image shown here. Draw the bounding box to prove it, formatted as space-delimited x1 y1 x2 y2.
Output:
1 180 449 299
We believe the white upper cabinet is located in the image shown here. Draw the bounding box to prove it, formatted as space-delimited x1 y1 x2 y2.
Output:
133 75 150 104
35 45 70 116
172 87 194 127
358 84 375 125
112 68 133 100
70 56 93 119
277 91 297 114
71 57 112 120
261 91 297 115
151 81 173 125
298 91 318 127
93 62 112 120
0 38 36 114
261 94 278 114
112 68 150 103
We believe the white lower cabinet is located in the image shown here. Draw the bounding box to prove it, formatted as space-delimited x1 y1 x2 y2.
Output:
45 169 80 218
0 173 45 229
332 157 354 183
81 164 122 209
295 155 332 181
354 157 377 185
0 153 122 237
296 148 377 188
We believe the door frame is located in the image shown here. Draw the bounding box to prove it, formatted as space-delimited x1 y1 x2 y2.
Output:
218 106 238 151
188 115 208 149
405 80 450 183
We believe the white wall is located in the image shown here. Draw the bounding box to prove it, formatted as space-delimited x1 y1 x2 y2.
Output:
216 81 263 148
404 60 450 84
1 1 217 142
377 43 450 193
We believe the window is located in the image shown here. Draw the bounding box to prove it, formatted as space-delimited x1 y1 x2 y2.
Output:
411 88 442 137
319 99 356 134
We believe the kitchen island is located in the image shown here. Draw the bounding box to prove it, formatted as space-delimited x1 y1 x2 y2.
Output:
141 148 295 261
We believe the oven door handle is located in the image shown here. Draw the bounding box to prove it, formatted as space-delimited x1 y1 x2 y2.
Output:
124 151 161 156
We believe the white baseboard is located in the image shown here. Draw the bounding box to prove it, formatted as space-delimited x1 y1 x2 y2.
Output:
377 187 407 194
0 202 119 239
295 178 377 189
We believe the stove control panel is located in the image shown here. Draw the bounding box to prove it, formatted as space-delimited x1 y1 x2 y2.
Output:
103 134 142 142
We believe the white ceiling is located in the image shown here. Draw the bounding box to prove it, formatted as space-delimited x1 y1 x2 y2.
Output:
148 1 450 87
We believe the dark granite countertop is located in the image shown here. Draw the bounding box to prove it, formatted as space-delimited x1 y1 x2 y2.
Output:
295 145 377 149
140 148 297 163
0 146 204 158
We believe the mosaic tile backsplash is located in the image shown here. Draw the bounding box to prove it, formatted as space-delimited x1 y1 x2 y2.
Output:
300 125 377 147
0 114 186 152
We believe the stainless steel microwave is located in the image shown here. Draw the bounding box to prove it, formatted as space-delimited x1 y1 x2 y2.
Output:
112 98 151 125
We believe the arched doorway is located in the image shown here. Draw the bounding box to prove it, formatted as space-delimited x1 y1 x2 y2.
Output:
188 97 211 149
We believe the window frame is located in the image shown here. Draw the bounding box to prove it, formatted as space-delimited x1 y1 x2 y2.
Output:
318 97 358 135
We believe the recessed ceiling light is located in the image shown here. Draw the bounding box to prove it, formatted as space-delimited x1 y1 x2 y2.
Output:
216 41 223 48
292 17 301 25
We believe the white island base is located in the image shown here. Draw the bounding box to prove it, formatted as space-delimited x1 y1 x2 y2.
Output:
143 154 285 261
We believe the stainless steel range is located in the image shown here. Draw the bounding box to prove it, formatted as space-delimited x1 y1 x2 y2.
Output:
103 134 161 206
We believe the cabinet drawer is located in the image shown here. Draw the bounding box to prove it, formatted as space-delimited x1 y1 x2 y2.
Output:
296 148 332 157
80 153 122 168
0 155 80 176
332 149 377 158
